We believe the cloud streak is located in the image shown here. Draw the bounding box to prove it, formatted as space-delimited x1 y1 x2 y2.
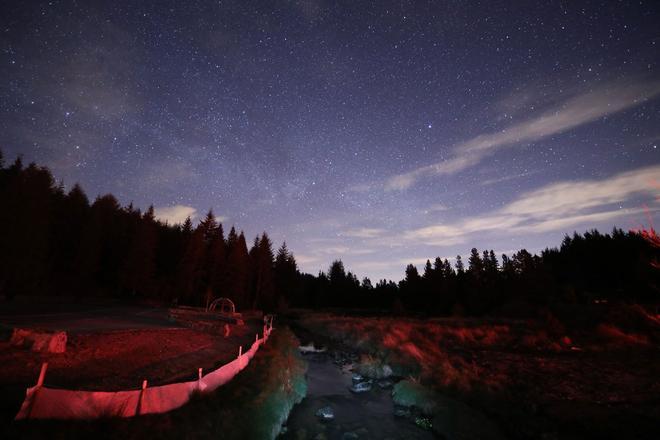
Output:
154 205 197 225
406 165 660 244
341 227 387 238
386 79 660 190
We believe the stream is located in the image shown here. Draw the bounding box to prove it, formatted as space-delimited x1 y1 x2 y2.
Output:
280 349 436 440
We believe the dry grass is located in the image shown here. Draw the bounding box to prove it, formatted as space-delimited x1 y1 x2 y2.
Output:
596 323 650 347
300 314 565 392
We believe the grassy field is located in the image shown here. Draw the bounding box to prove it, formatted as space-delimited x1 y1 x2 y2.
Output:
295 305 660 439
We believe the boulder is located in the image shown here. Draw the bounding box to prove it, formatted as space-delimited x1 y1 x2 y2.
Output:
10 328 67 353
349 380 372 393
315 405 335 421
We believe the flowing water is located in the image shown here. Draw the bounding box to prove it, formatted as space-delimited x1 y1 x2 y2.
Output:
280 351 436 440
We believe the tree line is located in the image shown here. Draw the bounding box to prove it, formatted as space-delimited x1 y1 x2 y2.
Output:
299 229 658 314
0 151 657 315
0 151 299 311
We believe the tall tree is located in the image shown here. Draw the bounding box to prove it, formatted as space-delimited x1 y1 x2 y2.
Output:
74 194 124 296
274 242 298 310
121 205 158 297
468 248 484 274
252 233 275 311
175 227 205 305
423 259 433 279
206 222 227 302
455 255 465 274
226 230 250 309
0 162 55 296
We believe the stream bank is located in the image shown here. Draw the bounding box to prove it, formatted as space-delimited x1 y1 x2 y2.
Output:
281 327 436 440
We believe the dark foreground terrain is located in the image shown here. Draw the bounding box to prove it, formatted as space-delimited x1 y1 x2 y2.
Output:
288 305 660 440
2 301 658 440
1 322 306 440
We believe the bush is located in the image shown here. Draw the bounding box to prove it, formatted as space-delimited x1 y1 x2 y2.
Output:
392 379 438 416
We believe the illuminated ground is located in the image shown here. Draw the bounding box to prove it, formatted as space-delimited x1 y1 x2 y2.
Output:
0 300 260 423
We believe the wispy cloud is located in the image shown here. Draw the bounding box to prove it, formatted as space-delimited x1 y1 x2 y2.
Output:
386 79 660 190
398 257 435 266
422 203 451 214
406 165 660 244
154 204 197 224
141 157 198 190
341 227 387 238
315 245 376 256
294 254 321 265
480 169 539 186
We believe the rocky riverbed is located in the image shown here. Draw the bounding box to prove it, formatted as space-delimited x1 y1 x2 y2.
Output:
279 347 436 440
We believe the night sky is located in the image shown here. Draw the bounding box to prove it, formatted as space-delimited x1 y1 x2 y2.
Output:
1 1 659 281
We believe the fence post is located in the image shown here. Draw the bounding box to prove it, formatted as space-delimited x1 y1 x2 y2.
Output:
25 362 48 418
197 367 204 393
36 362 48 387
136 380 147 416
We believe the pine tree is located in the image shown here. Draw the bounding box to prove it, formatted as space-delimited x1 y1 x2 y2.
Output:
49 183 90 292
176 227 205 304
405 264 419 281
455 255 465 274
226 230 250 309
181 216 193 236
74 194 123 297
252 233 275 311
488 250 499 272
328 260 346 285
274 242 298 309
433 257 444 279
206 222 226 301
361 277 373 290
468 248 484 274
121 205 157 297
442 259 454 278
423 259 433 279
226 226 238 252
0 161 55 296
199 209 218 245
501 254 514 275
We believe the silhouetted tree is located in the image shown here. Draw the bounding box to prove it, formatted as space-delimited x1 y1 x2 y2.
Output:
455 255 465 274
205 221 226 303
251 233 275 311
176 226 205 305
226 230 250 309
274 242 298 310
468 248 484 275
121 205 157 297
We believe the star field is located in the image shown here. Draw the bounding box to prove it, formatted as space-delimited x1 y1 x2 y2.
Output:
1 0 659 281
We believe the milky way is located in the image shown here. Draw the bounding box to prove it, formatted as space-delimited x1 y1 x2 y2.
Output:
1 1 659 281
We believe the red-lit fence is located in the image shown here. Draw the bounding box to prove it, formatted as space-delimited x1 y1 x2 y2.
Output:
15 324 273 420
